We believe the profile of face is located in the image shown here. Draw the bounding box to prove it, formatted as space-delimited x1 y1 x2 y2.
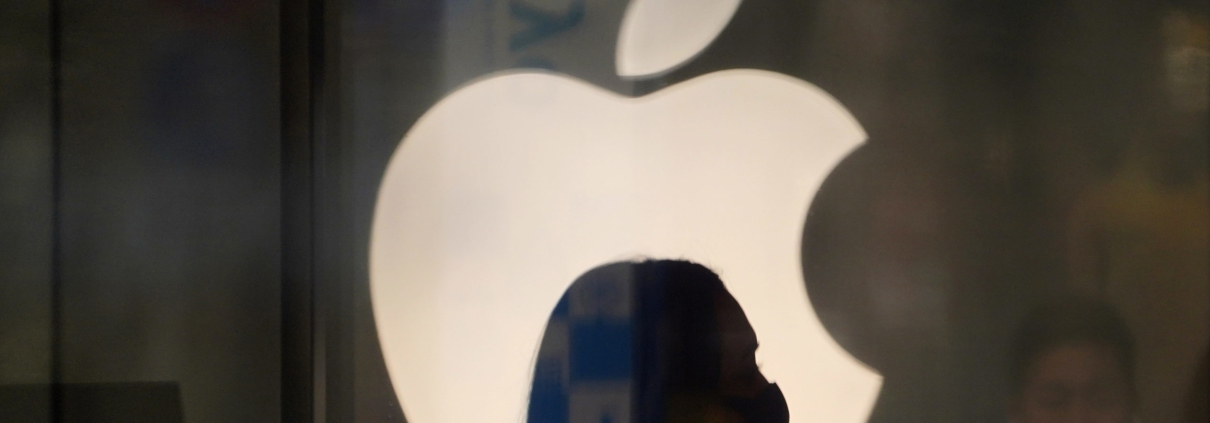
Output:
1009 299 1136 423
674 290 787 423
527 260 788 423
1012 342 1132 423
715 293 770 399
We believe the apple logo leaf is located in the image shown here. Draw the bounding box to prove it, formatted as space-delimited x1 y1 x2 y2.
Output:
370 1 883 422
616 0 743 79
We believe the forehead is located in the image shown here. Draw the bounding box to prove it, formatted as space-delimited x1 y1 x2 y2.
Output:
713 292 756 334
1024 343 1127 388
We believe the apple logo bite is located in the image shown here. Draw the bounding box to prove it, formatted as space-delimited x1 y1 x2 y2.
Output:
369 1 882 422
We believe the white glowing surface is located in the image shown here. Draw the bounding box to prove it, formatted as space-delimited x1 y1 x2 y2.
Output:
616 0 742 78
370 69 882 423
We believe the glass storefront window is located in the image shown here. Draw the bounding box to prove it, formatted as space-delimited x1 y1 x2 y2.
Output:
1 1 1205 422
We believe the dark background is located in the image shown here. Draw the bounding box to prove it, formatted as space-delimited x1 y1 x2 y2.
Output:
1 0 1206 422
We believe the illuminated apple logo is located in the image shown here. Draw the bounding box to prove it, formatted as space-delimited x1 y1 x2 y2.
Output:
370 1 882 422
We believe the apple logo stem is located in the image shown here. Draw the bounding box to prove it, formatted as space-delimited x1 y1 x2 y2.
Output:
370 1 882 422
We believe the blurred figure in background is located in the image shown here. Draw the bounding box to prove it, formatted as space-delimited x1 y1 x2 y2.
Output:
1008 298 1135 423
1063 6 1210 423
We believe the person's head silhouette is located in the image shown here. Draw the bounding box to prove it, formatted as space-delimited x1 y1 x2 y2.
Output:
528 259 788 423
1008 297 1135 423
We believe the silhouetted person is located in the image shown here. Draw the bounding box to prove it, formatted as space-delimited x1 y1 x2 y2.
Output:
1008 298 1135 423
528 260 788 423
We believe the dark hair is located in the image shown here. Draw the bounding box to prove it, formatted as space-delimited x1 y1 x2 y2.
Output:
527 259 733 423
636 259 730 393
1009 297 1136 397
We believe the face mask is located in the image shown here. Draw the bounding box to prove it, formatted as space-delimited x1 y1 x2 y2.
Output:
722 383 789 423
